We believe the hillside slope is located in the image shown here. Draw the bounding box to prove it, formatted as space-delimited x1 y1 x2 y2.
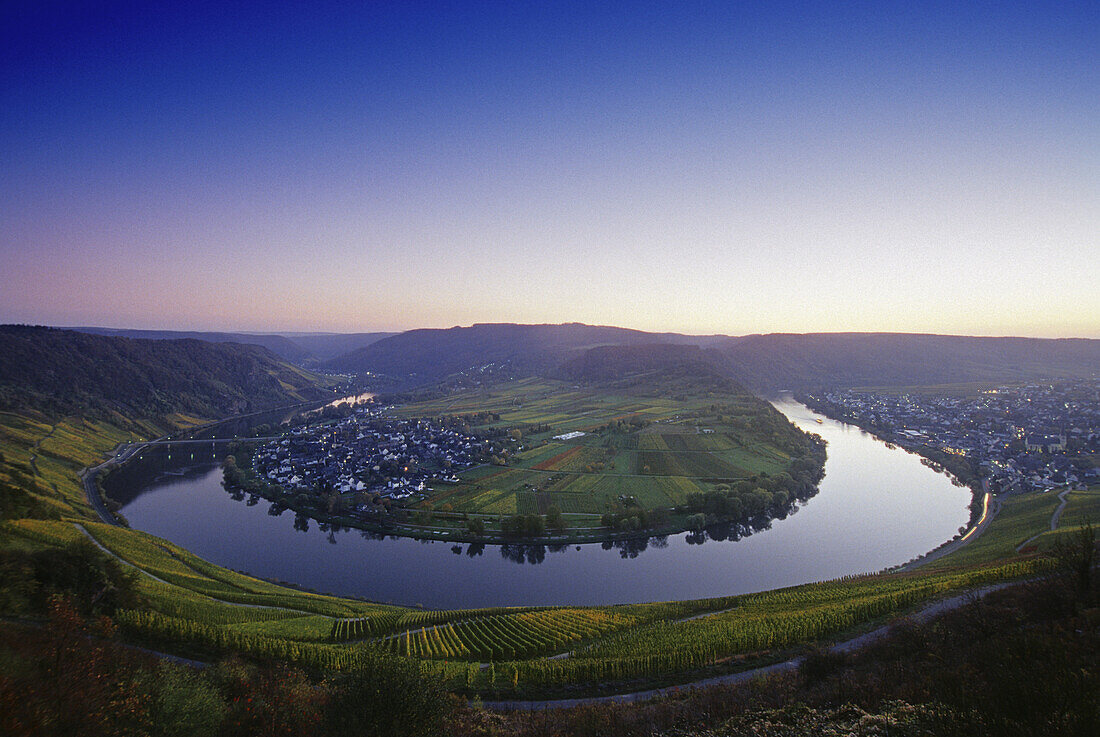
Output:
554 343 722 384
715 332 1100 391
325 323 1100 392
324 323 674 384
69 326 313 364
0 325 330 421
280 331 398 361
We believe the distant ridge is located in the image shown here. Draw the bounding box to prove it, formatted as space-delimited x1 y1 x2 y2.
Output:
274 332 397 362
712 332 1100 391
322 323 677 383
67 327 395 365
68 327 313 363
0 325 330 421
322 323 1100 391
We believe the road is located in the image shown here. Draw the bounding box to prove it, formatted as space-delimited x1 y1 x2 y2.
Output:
895 492 999 572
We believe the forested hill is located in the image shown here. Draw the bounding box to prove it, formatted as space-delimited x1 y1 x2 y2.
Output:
322 323 1100 392
69 327 313 364
713 333 1100 391
0 325 330 421
68 327 396 365
554 343 722 384
323 323 674 384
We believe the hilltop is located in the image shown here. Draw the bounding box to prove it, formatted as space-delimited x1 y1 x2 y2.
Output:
322 323 679 384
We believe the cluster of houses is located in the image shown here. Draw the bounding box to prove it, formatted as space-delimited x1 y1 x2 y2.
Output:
804 380 1100 494
252 404 489 504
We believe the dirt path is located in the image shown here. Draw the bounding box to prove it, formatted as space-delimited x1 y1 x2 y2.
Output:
28 419 79 510
73 523 334 617
1015 488 1072 553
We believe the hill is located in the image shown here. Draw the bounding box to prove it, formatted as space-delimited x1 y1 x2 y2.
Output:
276 331 397 361
327 323 1100 392
68 326 314 364
714 332 1100 391
323 323 676 385
67 327 398 366
554 343 722 384
0 325 330 421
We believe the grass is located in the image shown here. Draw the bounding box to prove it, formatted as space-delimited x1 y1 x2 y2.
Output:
392 378 797 521
1031 485 1100 553
0 393 1084 697
925 490 1063 569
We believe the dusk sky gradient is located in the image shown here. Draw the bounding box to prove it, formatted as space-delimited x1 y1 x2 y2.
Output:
2 1 1097 336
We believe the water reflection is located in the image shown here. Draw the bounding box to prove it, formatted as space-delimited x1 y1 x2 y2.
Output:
106 399 973 608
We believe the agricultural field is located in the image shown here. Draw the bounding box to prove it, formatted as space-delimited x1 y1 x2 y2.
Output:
0 388 1079 701
1030 485 1100 553
393 378 807 521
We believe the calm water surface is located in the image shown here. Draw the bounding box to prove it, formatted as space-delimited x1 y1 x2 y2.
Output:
109 398 970 608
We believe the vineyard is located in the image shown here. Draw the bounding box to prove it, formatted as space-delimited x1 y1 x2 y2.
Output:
499 558 1049 691
388 377 814 521
0 508 1060 699
382 607 637 660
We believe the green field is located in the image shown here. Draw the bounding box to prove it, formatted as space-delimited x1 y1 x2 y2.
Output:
393 378 800 521
0 395 1086 699
924 490 1064 569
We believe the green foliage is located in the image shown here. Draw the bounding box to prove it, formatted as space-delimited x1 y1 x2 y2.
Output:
0 325 328 421
384 608 636 661
500 513 545 537
0 536 139 615
0 479 60 520
323 657 450 737
493 560 1047 692
143 662 226 737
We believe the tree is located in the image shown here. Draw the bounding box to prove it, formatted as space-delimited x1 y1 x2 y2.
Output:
323 657 449 737
144 662 226 737
546 505 566 532
466 517 486 537
1054 519 1095 601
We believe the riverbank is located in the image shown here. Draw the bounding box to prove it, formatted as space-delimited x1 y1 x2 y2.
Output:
795 392 986 529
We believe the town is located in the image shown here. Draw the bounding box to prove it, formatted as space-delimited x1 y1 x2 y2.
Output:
251 402 493 508
802 380 1100 494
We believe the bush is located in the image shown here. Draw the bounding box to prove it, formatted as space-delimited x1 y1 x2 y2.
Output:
323 656 449 737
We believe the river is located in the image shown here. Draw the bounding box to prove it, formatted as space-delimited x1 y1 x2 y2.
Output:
105 397 971 608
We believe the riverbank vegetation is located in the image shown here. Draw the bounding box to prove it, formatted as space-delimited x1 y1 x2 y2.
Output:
1 327 1096 733
224 374 827 543
0 371 1077 705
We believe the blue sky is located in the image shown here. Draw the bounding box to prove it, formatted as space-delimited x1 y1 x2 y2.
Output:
2 1 1097 335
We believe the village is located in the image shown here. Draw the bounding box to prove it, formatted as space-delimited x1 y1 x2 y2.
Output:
251 402 492 509
803 379 1100 494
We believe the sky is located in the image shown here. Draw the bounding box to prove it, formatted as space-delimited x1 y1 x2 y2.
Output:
2 0 1097 337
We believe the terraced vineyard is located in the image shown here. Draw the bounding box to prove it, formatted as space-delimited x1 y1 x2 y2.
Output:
384 607 637 660
0 382 1077 702
501 558 1050 690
